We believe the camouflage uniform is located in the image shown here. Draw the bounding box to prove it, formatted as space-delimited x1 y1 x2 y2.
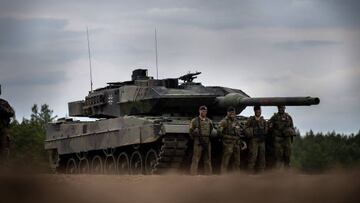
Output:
189 117 213 175
0 98 14 163
245 116 268 172
218 116 242 174
269 112 295 168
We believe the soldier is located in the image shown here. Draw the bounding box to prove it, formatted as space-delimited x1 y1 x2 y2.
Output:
244 106 267 173
269 105 295 168
218 106 245 174
0 85 14 164
189 105 213 175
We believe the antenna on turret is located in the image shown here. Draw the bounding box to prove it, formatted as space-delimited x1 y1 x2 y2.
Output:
155 27 159 79
86 27 93 92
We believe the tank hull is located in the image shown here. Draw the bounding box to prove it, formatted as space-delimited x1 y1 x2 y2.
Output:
45 116 250 174
45 116 216 174
45 117 164 155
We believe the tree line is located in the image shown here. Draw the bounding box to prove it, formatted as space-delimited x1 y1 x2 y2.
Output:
8 104 360 172
291 130 360 172
9 104 56 171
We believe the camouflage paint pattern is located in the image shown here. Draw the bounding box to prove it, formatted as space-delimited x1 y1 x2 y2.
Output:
245 116 268 172
218 116 243 173
269 112 295 168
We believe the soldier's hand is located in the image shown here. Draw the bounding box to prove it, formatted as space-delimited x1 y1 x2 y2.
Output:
240 141 247 150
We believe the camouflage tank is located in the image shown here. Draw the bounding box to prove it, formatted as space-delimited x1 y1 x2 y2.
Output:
44 69 320 174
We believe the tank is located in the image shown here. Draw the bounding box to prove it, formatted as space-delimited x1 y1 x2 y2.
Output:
44 69 320 174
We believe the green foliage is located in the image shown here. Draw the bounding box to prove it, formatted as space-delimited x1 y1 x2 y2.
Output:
9 104 56 171
291 130 360 172
30 104 57 126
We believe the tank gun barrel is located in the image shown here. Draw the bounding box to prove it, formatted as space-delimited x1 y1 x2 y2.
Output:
216 93 320 108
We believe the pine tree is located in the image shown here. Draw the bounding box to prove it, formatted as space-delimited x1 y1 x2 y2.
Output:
9 104 56 171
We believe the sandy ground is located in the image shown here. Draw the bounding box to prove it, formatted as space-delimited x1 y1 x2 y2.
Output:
1 170 359 203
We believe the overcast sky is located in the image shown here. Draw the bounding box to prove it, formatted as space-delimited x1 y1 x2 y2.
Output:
0 0 359 133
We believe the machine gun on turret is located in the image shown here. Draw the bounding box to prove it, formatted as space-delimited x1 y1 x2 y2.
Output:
178 71 201 83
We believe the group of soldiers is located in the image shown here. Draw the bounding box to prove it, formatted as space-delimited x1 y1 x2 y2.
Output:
189 104 296 175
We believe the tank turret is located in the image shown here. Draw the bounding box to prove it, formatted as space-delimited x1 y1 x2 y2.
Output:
68 69 320 118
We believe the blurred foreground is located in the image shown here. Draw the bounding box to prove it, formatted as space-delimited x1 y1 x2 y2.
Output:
0 169 359 203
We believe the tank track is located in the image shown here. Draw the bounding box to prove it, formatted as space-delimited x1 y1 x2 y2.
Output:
152 134 188 174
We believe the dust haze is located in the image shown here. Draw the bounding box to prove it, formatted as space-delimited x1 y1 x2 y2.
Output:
1 170 359 203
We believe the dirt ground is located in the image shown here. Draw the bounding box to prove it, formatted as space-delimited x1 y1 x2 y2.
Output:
1 170 359 203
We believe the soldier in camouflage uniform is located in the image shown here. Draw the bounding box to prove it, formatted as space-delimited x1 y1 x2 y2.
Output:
189 105 213 175
244 106 268 173
218 106 245 174
0 86 14 164
269 105 295 168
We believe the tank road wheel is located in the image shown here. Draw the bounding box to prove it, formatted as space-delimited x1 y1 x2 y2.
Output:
130 151 143 175
91 155 104 174
105 156 117 174
66 158 78 174
145 149 158 175
117 152 130 175
79 158 90 174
